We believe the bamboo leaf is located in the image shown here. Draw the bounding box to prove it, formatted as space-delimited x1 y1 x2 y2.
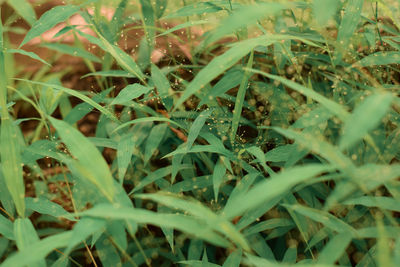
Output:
41 43 101 63
16 79 119 123
231 50 254 140
247 69 349 120
317 233 352 264
25 197 75 221
111 84 153 105
20 5 81 47
334 0 364 64
0 119 25 217
13 218 45 267
212 157 226 201
271 127 354 170
187 109 213 151
283 204 356 234
7 0 36 26
1 232 73 267
6 49 50 66
0 214 14 240
81 204 232 248
223 165 334 219
174 36 272 110
144 123 168 163
339 93 393 150
313 0 339 27
151 64 173 110
49 117 115 201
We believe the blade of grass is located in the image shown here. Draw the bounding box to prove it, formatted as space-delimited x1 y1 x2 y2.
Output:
1 231 73 267
49 117 115 201
246 68 349 120
15 79 119 123
0 17 25 217
6 0 36 26
230 50 254 142
339 92 393 150
333 0 364 65
174 35 273 111
223 164 334 219
19 5 81 47
13 218 45 266
81 204 232 248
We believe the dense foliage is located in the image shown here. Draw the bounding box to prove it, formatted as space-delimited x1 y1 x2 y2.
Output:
0 0 399 266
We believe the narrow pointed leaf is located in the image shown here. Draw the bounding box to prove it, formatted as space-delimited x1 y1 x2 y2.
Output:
111 84 153 105
49 117 115 201
339 93 393 150
223 165 334 219
20 5 80 47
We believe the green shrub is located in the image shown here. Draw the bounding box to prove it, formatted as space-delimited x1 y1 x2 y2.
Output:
0 0 399 266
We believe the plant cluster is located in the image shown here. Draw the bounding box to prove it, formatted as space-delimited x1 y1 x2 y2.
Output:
0 0 399 266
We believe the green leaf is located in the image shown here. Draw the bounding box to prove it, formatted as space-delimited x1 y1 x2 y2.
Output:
223 249 242 267
317 233 352 264
80 204 231 248
20 5 81 47
49 117 115 201
0 164 14 216
339 93 393 150
212 157 226 201
247 69 349 120
271 127 354 170
1 119 25 217
41 43 101 63
111 84 153 105
157 20 210 37
284 204 356 234
6 49 50 66
165 1 233 18
151 64 173 110
1 231 73 267
334 0 364 64
174 36 272 110
110 0 129 40
13 218 46 267
81 70 136 79
203 3 284 47
25 197 75 221
223 164 334 219
246 146 273 174
131 166 172 193
199 68 244 106
7 0 36 26
144 123 168 163
16 79 119 123
96 234 121 266
117 131 136 182
187 109 213 151
136 193 250 251
282 247 297 263
244 218 294 236
353 51 400 67
264 145 295 163
292 106 333 129
313 0 339 27
178 260 221 267
231 50 254 140
343 196 400 212
114 116 183 133
95 30 146 83
0 214 14 240
66 217 106 254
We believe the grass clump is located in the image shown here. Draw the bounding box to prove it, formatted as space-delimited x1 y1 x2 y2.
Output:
0 0 399 266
